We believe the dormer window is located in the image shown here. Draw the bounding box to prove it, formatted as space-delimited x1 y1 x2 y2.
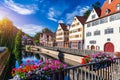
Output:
116 4 120 11
105 9 110 15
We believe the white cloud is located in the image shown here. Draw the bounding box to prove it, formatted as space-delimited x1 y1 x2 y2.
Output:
58 20 64 23
17 24 45 36
4 0 38 15
66 6 90 24
47 8 57 22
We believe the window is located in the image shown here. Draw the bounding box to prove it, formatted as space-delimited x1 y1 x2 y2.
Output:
105 9 110 15
87 45 89 49
75 35 79 38
105 28 114 34
94 30 100 36
78 28 82 31
96 46 100 50
110 13 120 22
74 18 77 21
86 32 91 37
76 22 79 26
87 23 91 27
89 40 96 44
72 24 75 27
92 14 96 19
110 15 115 21
117 4 120 11
92 20 99 26
100 17 108 24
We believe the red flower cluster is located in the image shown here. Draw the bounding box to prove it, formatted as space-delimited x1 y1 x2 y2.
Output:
81 55 91 64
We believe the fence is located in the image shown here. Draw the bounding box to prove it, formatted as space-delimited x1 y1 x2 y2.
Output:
28 58 120 80
40 46 114 57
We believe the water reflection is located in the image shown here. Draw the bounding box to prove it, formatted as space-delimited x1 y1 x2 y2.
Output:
15 51 40 68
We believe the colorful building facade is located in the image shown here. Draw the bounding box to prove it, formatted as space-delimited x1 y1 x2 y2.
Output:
56 23 69 48
84 0 120 52
69 16 86 49
39 32 55 47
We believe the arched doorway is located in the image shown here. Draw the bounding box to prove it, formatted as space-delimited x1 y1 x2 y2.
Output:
91 45 95 50
104 42 114 52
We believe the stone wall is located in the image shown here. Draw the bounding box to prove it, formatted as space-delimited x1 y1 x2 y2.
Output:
0 49 10 80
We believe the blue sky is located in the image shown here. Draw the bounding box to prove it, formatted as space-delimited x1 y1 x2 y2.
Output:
0 0 104 36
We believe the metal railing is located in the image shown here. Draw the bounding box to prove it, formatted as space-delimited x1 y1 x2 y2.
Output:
28 58 120 80
39 46 114 57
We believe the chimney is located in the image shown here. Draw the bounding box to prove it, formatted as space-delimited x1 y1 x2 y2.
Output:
108 0 112 4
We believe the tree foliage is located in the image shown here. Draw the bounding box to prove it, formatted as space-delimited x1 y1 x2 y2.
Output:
14 30 22 64
83 9 91 19
34 32 40 45
92 1 101 8
83 1 101 19
42 28 52 33
0 18 18 52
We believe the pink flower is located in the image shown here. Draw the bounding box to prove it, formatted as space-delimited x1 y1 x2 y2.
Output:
63 64 67 68
26 60 30 63
32 60 34 63
39 60 43 63
46 59 49 64
42 66 49 71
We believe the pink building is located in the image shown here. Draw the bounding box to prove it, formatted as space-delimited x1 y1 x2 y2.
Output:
39 32 55 47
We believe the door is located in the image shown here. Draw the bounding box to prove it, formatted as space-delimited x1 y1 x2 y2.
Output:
91 45 95 50
104 42 114 52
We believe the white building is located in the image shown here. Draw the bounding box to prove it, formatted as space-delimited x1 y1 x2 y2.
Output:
84 0 120 52
69 16 86 49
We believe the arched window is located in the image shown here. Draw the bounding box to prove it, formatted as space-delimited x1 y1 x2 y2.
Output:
116 4 120 11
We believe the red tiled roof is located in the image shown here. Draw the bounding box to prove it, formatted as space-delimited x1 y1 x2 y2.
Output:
101 0 120 17
75 16 86 25
59 23 68 31
94 8 101 17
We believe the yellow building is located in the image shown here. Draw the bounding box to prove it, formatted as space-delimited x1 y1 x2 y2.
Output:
56 23 69 48
69 16 86 49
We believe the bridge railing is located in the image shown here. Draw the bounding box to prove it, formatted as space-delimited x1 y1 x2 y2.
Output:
40 46 114 57
28 58 120 80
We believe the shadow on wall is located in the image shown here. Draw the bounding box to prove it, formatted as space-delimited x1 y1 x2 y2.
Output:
57 49 64 62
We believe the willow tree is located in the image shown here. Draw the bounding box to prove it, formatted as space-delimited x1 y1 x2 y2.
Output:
0 18 18 52
14 30 22 64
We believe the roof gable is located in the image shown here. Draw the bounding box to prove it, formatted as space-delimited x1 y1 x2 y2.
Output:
59 23 68 31
86 8 101 22
75 16 86 25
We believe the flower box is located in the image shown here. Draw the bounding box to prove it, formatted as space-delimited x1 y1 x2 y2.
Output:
11 60 67 80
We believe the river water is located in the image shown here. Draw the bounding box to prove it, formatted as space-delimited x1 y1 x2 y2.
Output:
15 51 40 69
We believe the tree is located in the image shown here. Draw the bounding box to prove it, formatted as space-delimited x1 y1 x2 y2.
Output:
14 30 22 64
42 28 52 33
83 9 91 19
92 1 101 8
83 1 101 19
0 18 18 52
34 32 40 45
